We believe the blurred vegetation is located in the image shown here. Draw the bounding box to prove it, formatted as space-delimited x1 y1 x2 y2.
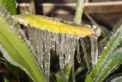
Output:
0 0 122 82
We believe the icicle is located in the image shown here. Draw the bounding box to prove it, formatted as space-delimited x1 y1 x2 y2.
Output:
27 27 36 56
90 35 98 67
26 27 51 81
76 37 81 63
33 27 38 55
70 37 76 82
50 32 56 52
80 38 90 69
71 52 75 82
59 34 66 70
36 29 44 70
64 35 70 65
42 30 51 82
90 26 101 67
55 33 61 56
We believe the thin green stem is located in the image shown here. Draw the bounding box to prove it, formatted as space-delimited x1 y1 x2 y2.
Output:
74 0 85 24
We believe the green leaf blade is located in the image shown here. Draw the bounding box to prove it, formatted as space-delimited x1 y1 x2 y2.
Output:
95 48 122 81
0 8 45 82
85 21 122 82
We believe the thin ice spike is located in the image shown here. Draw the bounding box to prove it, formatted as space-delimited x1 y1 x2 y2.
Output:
76 38 81 63
59 34 66 70
90 35 98 67
80 38 90 69
70 37 77 82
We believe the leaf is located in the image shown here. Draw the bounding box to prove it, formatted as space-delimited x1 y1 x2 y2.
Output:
95 48 122 81
85 20 122 82
0 0 16 15
0 5 45 82
14 14 94 37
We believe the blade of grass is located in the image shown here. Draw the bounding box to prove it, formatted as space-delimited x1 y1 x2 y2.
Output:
14 14 94 37
96 47 122 81
85 20 122 82
74 0 85 24
0 5 45 82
